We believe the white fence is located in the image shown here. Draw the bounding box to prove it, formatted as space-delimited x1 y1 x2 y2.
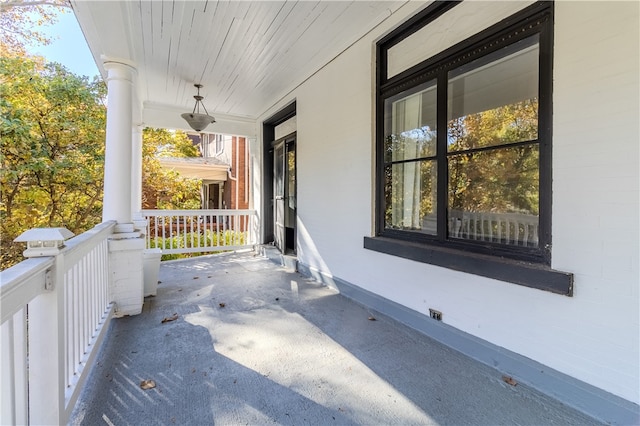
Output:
448 210 539 247
142 209 258 254
0 221 115 425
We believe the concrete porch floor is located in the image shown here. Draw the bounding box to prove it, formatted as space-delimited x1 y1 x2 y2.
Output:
70 251 602 425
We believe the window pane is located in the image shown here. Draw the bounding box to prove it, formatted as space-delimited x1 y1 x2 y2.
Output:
384 81 437 163
385 160 437 234
275 146 284 198
447 36 539 152
448 145 539 246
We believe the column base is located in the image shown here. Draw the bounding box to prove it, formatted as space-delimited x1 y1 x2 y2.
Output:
132 218 148 236
108 234 145 317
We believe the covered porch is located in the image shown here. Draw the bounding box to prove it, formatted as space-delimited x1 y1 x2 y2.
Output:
1 0 638 424
69 251 599 425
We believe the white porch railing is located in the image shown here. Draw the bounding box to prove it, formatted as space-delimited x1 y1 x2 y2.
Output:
142 209 258 254
0 221 116 425
448 210 539 247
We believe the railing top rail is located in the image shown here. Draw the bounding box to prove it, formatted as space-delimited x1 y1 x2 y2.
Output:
449 210 538 221
62 221 116 270
142 209 256 216
1 256 53 324
1 256 54 289
0 220 116 324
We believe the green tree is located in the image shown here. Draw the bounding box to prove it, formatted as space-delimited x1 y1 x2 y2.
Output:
447 99 539 215
1 3 204 269
141 128 201 210
0 59 203 269
0 54 107 268
145 127 199 158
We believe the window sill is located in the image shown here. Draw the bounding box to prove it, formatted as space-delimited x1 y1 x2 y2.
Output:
363 236 573 296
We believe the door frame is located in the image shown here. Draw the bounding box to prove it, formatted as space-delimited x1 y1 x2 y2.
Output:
262 101 296 247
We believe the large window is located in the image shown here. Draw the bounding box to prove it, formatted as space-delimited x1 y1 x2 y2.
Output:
368 2 573 295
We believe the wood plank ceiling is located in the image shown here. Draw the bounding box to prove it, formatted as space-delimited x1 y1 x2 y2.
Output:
72 1 405 121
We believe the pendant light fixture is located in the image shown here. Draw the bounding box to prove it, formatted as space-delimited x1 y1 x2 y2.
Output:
181 84 215 132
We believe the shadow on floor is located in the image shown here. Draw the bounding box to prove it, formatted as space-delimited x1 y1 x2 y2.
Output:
70 251 602 425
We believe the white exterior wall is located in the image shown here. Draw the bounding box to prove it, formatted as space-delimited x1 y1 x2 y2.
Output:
257 1 639 404
551 2 639 403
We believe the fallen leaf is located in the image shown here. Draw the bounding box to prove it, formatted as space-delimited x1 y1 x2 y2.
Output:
368 316 376 321
161 314 179 323
219 303 226 308
140 379 156 390
502 375 518 386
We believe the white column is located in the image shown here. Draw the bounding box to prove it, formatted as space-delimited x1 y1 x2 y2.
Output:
102 61 136 224
131 124 148 234
102 62 144 317
131 124 143 217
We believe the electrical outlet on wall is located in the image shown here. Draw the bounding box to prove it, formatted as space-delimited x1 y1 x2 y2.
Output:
429 308 442 321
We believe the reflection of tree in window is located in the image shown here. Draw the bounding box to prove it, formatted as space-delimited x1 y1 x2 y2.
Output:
376 3 553 259
447 99 539 216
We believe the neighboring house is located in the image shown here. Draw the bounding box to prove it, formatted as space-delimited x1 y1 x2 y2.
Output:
72 1 639 422
198 133 250 211
158 133 250 210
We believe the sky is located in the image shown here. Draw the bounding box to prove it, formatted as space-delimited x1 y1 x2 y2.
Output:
28 8 101 78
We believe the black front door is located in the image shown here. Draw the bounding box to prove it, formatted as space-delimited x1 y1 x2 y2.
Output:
273 136 296 254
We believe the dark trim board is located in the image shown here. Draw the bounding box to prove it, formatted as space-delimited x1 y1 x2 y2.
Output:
364 236 573 295
296 261 639 426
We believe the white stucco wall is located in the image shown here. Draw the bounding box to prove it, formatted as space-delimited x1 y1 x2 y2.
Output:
257 1 639 404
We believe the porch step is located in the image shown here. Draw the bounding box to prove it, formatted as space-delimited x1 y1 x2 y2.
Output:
258 244 297 271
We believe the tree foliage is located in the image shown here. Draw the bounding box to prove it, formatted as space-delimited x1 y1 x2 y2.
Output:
0 3 204 269
142 128 201 210
384 99 539 231
447 99 539 215
0 53 106 268
1 53 203 269
145 127 199 158
0 0 70 54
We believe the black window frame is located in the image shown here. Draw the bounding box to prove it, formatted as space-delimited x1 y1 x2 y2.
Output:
365 1 574 296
